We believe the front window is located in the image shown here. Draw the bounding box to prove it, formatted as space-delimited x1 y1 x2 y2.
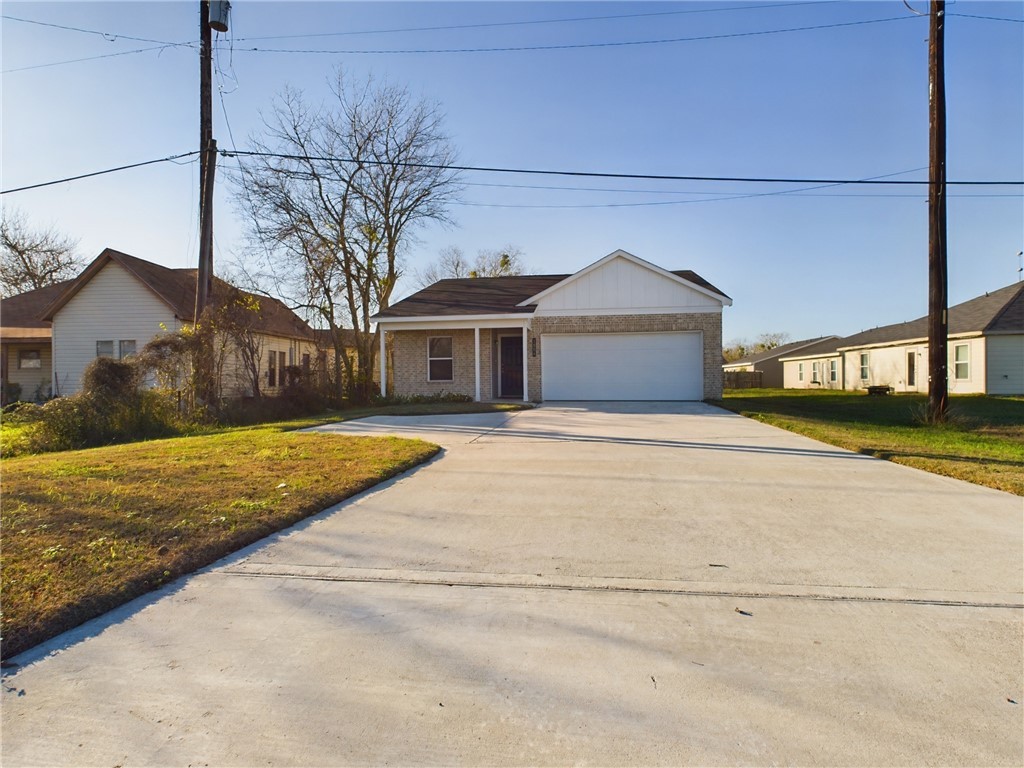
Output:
96 340 114 358
812 362 820 383
860 353 869 381
18 349 41 369
119 340 136 359
427 336 453 381
829 359 838 383
954 344 969 380
268 350 278 387
798 363 804 382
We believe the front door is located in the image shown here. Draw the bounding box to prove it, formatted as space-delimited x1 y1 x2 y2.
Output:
499 336 523 398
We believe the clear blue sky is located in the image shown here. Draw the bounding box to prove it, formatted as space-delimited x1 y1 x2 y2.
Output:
2 1 1022 343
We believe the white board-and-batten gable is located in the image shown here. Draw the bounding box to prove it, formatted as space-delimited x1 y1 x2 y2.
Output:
50 260 182 396
521 250 730 316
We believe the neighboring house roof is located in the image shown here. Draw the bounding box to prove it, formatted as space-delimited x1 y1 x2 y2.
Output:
725 335 839 368
376 269 729 320
0 280 73 343
836 282 1024 350
40 248 315 341
776 336 847 362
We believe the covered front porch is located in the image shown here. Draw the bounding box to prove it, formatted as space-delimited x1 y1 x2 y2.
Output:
379 317 533 403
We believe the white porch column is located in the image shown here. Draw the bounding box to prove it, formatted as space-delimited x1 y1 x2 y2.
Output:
522 322 529 402
379 326 387 396
474 327 481 402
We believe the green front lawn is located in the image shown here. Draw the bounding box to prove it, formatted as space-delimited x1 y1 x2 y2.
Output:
717 389 1024 495
1 427 440 660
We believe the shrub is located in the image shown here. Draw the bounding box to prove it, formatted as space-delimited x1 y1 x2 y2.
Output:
27 358 185 452
375 391 473 406
2 382 22 407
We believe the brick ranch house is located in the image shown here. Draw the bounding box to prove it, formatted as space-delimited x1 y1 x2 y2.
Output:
373 250 731 402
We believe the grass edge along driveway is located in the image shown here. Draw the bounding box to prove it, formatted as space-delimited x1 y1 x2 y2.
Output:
1 428 440 660
716 389 1023 496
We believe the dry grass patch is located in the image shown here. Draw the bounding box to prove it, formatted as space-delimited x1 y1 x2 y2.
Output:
1 430 439 659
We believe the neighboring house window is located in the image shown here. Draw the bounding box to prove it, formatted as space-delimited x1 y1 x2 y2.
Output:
954 344 969 380
18 349 41 369
302 353 310 375
829 359 838 383
97 340 114 358
268 351 277 387
798 363 804 382
119 340 136 359
811 362 820 383
859 353 869 381
279 351 289 385
427 336 454 381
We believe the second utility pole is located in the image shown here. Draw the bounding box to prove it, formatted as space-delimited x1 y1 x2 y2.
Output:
196 0 215 319
927 0 948 423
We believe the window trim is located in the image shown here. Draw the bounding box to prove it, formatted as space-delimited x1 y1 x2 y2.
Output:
427 335 454 382
954 343 970 380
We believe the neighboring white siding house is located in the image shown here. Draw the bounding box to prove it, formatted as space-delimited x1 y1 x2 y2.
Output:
43 248 318 399
780 283 1023 395
50 260 181 396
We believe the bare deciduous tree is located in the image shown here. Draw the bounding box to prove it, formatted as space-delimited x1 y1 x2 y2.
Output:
1 208 83 295
233 71 461 402
415 245 526 288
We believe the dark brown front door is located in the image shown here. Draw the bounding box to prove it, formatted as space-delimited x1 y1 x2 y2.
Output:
500 336 523 398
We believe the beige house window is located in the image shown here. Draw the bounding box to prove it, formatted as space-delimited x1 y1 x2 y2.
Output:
954 344 970 380
18 349 41 369
798 363 804 382
859 353 870 381
829 359 838 383
427 336 453 381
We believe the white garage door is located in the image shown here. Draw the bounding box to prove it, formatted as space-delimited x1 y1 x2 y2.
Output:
541 332 703 401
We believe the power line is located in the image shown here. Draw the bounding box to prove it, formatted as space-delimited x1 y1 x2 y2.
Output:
225 149 1023 186
0 14 195 46
226 15 922 56
234 1 839 42
2 44 187 74
948 12 1024 23
0 151 201 195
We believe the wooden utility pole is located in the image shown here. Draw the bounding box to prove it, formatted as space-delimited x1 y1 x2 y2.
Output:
927 0 948 423
196 0 214 320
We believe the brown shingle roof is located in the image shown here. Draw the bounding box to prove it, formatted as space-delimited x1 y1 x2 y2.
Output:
376 270 728 319
41 249 315 341
837 283 1024 349
727 336 840 367
0 280 74 342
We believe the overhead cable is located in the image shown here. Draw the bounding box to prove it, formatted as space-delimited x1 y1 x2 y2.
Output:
235 1 839 42
226 15 922 56
0 151 201 195
225 150 1022 186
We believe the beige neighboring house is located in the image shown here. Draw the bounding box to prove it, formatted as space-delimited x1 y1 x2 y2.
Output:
723 336 839 389
0 280 73 402
40 248 318 398
780 282 1024 394
778 337 847 389
373 249 731 402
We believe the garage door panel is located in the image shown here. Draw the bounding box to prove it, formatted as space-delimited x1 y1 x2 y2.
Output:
542 332 702 400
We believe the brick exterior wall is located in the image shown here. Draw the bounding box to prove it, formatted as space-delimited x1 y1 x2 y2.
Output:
389 311 723 401
390 329 493 400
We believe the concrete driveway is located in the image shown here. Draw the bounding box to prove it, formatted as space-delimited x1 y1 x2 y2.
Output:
3 403 1022 766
